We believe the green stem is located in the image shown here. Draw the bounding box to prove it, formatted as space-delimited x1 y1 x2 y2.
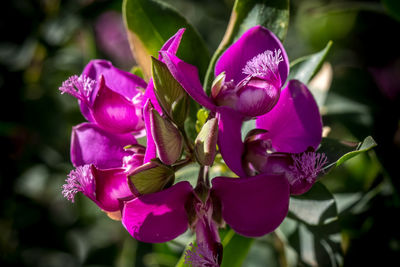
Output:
172 157 193 172
204 165 210 187
180 126 194 154
197 165 205 187
272 231 288 267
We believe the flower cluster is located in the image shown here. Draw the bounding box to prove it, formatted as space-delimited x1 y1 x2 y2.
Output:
61 26 326 266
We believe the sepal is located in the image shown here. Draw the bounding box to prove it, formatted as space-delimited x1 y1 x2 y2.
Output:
151 57 189 127
128 159 175 195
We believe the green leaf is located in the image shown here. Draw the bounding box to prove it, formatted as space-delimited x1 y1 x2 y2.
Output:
282 194 343 267
288 182 337 226
242 234 283 267
203 0 290 94
123 0 209 80
295 221 343 267
383 0 400 21
174 163 199 188
151 57 188 127
220 228 254 267
289 41 333 84
318 136 377 171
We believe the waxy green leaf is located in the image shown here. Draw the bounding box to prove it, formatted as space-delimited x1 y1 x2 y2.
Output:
282 182 343 267
220 228 254 267
289 41 333 84
151 57 188 127
318 136 377 172
295 221 342 267
204 0 290 93
123 0 209 79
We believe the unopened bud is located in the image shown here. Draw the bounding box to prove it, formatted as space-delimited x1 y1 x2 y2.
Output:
195 118 218 166
211 72 226 99
150 106 183 165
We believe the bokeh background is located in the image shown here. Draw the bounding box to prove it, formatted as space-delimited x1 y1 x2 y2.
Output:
1 0 400 266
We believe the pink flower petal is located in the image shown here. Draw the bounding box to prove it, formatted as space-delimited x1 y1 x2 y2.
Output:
92 166 133 211
212 174 290 237
215 26 289 87
256 80 322 153
122 181 193 243
216 107 246 177
91 76 144 133
161 51 216 111
71 122 137 169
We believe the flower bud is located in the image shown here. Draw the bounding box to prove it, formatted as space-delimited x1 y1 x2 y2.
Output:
149 105 183 165
211 71 226 99
195 118 218 166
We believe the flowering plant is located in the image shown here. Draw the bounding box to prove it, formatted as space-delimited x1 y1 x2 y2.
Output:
59 0 377 266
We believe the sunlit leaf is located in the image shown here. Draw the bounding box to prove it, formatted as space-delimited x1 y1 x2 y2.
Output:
203 0 290 93
174 163 199 188
220 228 254 267
296 222 343 267
318 136 377 171
123 0 209 79
289 41 333 84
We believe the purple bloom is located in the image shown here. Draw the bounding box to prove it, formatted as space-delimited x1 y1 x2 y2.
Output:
160 26 289 177
121 172 289 260
61 28 188 216
70 122 138 169
62 165 134 212
161 25 289 118
60 60 147 134
240 80 326 194
60 26 316 267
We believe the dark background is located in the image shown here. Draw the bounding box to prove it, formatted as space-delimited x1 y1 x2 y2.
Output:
1 0 400 266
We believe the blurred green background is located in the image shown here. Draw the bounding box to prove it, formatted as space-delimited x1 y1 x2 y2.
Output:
1 0 400 266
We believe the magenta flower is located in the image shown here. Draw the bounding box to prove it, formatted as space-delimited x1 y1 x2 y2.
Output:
70 122 138 169
62 165 134 212
61 28 188 214
226 80 326 195
60 26 315 267
161 26 289 177
248 80 326 195
121 172 289 264
60 60 147 134
161 25 289 118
